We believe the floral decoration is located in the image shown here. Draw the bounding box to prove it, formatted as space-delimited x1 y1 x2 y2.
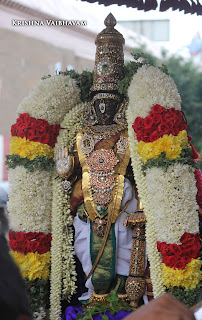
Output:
127 64 200 306
7 73 81 319
195 169 202 209
50 102 86 320
10 137 54 160
6 154 54 172
17 74 81 124
24 278 50 315
132 105 187 143
144 164 199 244
127 65 181 119
11 113 60 147
9 230 51 255
168 287 201 308
162 258 201 290
137 130 188 162
7 167 52 233
157 232 200 269
10 251 50 281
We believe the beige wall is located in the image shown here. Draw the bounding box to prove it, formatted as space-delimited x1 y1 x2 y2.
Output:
0 28 94 135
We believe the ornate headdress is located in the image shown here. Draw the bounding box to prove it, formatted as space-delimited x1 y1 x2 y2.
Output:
84 13 127 126
90 13 125 93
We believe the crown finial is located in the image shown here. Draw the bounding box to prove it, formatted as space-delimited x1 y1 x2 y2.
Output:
104 13 116 28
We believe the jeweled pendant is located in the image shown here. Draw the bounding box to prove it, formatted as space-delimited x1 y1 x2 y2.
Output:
92 217 107 237
99 100 106 114
61 180 71 193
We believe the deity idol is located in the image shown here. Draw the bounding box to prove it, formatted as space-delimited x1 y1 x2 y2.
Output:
56 13 148 307
69 14 140 301
54 12 201 319
6 10 201 320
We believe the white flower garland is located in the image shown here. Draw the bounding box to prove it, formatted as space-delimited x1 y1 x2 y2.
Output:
50 102 86 320
7 167 52 233
17 75 81 124
145 165 199 244
33 307 47 320
127 64 200 299
127 65 181 118
127 64 183 297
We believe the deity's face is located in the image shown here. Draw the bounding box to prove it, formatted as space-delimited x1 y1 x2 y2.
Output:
94 99 118 125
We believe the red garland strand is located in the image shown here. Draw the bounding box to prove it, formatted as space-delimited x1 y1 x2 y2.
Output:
132 104 187 143
157 232 200 270
9 230 51 255
11 113 60 148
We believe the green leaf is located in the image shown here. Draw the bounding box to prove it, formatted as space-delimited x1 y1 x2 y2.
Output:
101 315 109 320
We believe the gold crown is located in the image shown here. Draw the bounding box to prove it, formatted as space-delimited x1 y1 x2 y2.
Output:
91 13 125 93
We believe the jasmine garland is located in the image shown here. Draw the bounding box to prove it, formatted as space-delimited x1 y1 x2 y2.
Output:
7 167 52 234
127 65 181 119
50 102 85 320
17 74 81 124
145 164 199 244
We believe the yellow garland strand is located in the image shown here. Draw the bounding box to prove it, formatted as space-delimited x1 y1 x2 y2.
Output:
137 130 188 162
10 251 50 281
162 259 202 290
10 136 54 160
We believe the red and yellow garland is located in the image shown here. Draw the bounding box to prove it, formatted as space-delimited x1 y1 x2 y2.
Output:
8 113 60 317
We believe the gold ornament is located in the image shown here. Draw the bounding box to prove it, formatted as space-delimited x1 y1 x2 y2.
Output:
124 197 146 308
90 13 125 93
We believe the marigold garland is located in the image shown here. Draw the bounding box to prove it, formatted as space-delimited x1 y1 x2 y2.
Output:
162 258 201 290
137 130 188 162
10 136 54 160
10 251 51 281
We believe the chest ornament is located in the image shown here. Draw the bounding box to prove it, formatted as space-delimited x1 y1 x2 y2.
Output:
86 148 118 213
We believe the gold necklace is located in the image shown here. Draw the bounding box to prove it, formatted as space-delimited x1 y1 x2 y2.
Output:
86 123 127 140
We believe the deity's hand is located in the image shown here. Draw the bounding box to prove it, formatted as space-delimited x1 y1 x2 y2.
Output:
56 146 75 193
124 293 195 320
